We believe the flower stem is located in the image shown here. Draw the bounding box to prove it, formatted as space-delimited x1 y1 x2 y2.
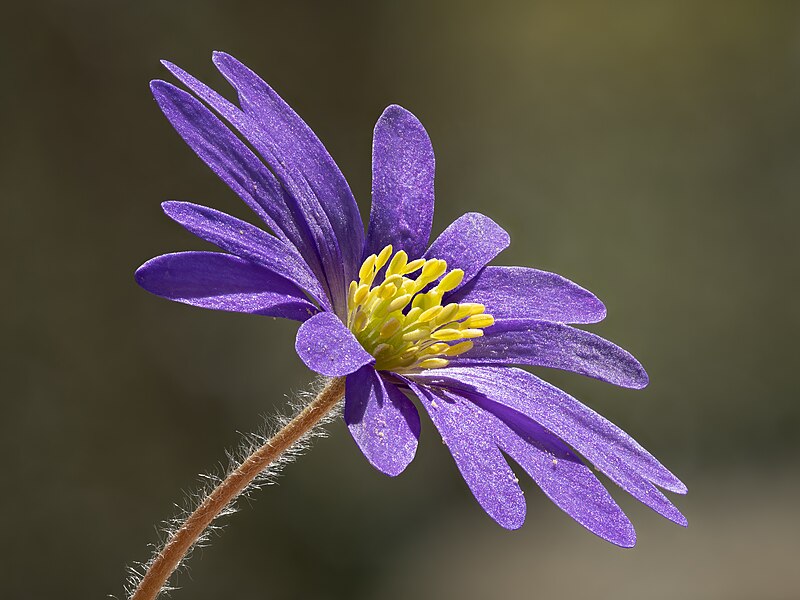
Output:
130 376 346 600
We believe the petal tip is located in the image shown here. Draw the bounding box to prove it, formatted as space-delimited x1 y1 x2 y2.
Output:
613 522 637 548
380 103 417 122
211 50 236 68
497 512 526 531
633 366 650 389
594 300 608 323
149 78 169 92
375 460 413 478
133 259 155 288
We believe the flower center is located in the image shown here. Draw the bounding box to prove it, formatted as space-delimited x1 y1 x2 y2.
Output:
346 245 494 372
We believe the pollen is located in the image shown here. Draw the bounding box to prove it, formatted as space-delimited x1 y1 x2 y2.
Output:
347 245 494 372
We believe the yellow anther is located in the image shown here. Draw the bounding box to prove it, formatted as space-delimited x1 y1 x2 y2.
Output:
379 318 402 338
424 342 450 355
387 294 413 312
376 244 393 269
431 328 463 342
348 249 491 373
359 254 377 281
353 311 368 332
427 289 444 306
402 328 432 342
421 258 447 282
379 283 398 299
445 340 474 356
404 306 422 322
403 258 425 274
464 314 495 329
459 328 485 339
436 268 464 293
434 303 459 325
411 289 443 311
455 303 485 320
417 358 450 370
353 284 370 305
418 306 443 322
386 250 408 276
373 343 393 357
399 278 417 294
382 274 404 288
347 281 358 306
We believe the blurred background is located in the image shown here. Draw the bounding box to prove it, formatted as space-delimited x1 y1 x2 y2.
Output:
3 1 799 598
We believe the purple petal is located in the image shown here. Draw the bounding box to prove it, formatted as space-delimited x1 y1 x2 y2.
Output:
411 366 687 524
365 105 435 260
344 367 420 476
424 213 510 290
447 266 607 324
212 52 363 310
150 80 294 248
159 61 348 317
135 251 318 321
464 392 636 547
406 381 526 530
450 319 649 389
162 201 331 311
295 312 374 376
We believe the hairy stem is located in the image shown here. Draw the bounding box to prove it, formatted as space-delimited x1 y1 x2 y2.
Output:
130 377 346 600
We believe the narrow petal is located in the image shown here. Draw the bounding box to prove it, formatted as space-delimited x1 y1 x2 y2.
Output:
162 201 331 311
406 381 526 530
160 61 348 316
465 393 636 546
449 319 649 389
344 367 420 476
424 213 510 290
365 105 435 260
135 251 318 321
295 312 374 376
212 52 363 307
150 80 294 247
447 266 607 324
412 367 687 508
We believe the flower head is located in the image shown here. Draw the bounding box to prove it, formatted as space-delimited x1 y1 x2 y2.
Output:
136 52 686 547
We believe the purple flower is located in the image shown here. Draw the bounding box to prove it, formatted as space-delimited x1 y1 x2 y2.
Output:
136 53 686 547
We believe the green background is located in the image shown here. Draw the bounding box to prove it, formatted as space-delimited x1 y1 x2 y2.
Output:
3 1 798 598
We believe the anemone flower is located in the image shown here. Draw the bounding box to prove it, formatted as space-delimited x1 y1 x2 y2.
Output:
137 53 686 566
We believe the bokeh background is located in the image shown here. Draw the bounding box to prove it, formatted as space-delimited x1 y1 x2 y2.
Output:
3 1 799 598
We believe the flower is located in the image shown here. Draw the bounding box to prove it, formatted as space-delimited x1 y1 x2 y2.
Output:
136 52 686 547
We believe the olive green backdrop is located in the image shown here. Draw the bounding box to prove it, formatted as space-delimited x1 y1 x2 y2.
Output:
3 1 798 598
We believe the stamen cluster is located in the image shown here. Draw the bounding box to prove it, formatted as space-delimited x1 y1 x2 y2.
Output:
347 245 494 372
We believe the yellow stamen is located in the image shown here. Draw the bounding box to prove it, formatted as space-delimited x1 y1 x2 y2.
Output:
353 284 370 305
444 340 474 356
431 328 463 341
387 294 413 312
379 318 402 338
346 248 494 372
403 258 426 274
417 358 450 370
463 314 495 329
359 254 377 281
376 244 393 269
436 268 464 293
418 305 443 322
386 250 408 276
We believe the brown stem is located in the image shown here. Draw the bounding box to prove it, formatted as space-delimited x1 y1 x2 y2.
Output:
130 377 346 600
